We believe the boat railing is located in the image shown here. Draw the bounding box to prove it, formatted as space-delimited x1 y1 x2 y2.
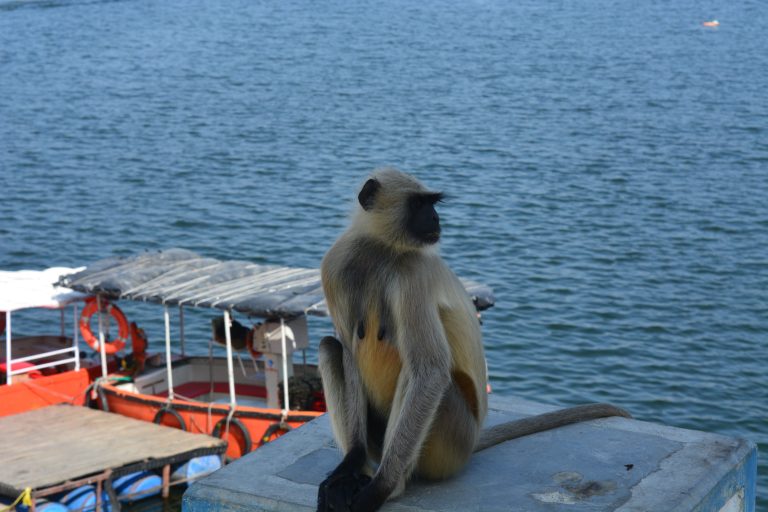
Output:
5 343 80 378
4 304 82 385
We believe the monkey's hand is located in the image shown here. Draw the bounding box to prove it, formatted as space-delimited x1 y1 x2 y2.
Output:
348 478 392 512
317 471 372 512
318 444 372 511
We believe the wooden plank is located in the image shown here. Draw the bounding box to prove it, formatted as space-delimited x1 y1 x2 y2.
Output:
0 405 225 494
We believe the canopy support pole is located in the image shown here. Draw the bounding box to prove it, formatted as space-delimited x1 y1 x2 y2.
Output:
164 305 175 400
59 309 65 337
281 318 289 419
223 310 237 407
5 311 11 385
179 305 186 357
73 303 80 371
97 295 108 379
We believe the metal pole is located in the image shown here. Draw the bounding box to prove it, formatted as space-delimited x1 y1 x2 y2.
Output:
208 337 214 396
73 303 80 371
5 311 12 385
179 305 186 357
60 308 65 337
96 477 103 512
164 305 175 400
223 310 237 407
281 318 289 418
97 295 108 378
162 464 171 499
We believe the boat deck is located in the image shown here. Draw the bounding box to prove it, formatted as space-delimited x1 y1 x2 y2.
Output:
0 405 226 509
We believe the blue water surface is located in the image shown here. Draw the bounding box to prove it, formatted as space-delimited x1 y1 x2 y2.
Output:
1 0 766 508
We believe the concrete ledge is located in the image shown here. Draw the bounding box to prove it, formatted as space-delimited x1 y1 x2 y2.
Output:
183 396 757 512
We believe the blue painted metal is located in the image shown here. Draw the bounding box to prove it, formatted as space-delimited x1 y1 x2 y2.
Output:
183 396 758 512
692 447 758 512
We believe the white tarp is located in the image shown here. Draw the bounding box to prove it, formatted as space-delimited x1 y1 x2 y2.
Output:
0 267 88 312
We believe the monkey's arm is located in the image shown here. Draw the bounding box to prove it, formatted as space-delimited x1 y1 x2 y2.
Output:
318 336 369 458
317 336 373 512
475 403 632 452
352 282 453 511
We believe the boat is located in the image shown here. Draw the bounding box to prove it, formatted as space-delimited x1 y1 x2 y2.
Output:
0 267 101 417
0 268 227 512
58 248 495 460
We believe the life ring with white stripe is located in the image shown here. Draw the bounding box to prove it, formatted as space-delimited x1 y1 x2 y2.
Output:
79 297 129 355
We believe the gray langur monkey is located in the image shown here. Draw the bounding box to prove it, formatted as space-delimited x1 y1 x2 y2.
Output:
317 168 631 512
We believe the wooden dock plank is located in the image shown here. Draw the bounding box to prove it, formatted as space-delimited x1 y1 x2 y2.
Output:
0 405 226 495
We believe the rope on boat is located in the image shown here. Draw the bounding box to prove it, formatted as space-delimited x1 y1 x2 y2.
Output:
223 405 236 441
19 379 81 404
206 401 215 434
0 487 32 512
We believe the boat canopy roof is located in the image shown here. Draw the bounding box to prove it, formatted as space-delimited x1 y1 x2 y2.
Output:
57 249 495 318
0 267 89 312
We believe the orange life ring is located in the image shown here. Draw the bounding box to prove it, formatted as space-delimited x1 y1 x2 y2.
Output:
79 297 129 354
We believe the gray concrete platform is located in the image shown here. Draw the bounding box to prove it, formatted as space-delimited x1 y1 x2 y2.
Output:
183 396 757 512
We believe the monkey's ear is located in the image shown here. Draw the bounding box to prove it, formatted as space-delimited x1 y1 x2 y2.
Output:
358 178 381 211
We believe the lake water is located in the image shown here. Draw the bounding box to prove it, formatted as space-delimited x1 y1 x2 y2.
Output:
1 0 766 508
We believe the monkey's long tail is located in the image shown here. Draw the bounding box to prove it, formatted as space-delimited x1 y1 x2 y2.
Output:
474 403 632 453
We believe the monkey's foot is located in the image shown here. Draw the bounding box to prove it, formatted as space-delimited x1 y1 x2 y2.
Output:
317 472 372 512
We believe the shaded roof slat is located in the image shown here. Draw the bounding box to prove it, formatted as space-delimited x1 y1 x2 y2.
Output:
58 249 495 318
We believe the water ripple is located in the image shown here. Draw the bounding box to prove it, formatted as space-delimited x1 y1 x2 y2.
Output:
1 0 767 507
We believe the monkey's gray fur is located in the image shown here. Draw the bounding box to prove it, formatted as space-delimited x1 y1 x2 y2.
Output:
317 168 630 512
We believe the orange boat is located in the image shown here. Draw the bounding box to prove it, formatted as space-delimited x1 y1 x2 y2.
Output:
58 250 332 460
57 249 495 460
97 357 323 460
93 317 326 460
0 267 102 417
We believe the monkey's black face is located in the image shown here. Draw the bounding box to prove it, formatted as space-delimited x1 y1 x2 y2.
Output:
406 192 443 245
